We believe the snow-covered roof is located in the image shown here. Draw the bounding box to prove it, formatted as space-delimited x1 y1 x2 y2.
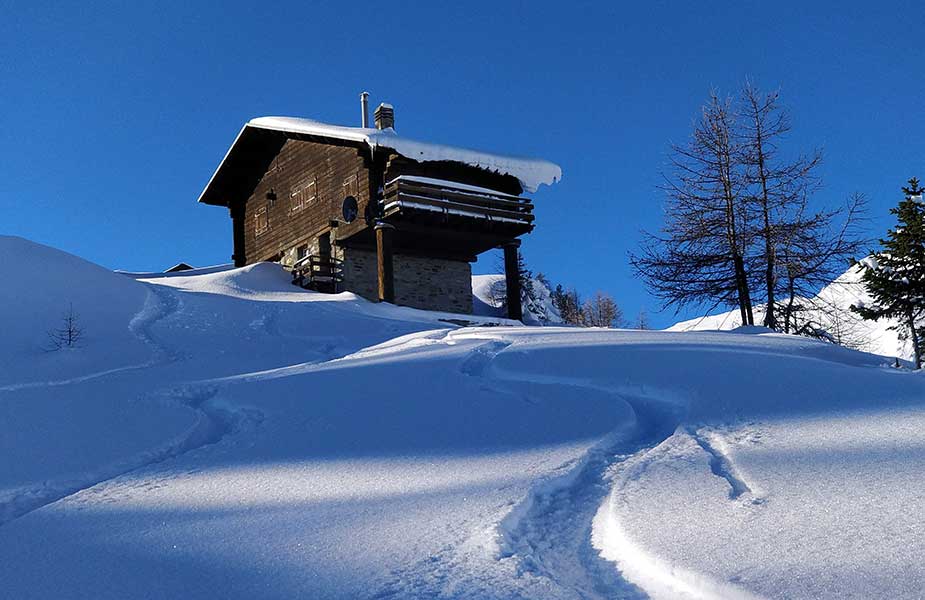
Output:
248 117 561 193
199 116 561 205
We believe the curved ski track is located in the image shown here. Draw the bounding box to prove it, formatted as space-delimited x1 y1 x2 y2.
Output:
0 284 254 527
371 336 687 600
2 298 760 599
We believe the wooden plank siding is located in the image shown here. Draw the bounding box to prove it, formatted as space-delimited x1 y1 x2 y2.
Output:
238 138 532 266
243 138 372 264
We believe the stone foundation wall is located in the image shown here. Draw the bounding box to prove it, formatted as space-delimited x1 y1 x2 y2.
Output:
341 248 472 314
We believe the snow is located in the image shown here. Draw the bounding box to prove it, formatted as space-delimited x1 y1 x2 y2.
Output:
668 262 910 361
3 237 925 599
0 236 154 388
472 273 506 317
860 256 880 270
247 116 562 193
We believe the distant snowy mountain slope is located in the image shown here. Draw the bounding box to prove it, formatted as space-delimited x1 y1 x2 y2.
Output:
2 238 925 600
472 273 562 325
668 263 909 360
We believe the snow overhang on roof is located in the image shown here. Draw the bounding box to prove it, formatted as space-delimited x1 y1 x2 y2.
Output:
198 116 562 206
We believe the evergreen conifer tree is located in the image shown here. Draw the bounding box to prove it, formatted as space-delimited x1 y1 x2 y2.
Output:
852 178 925 368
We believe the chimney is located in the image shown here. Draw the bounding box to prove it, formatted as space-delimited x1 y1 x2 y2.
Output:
360 92 370 128
374 103 394 130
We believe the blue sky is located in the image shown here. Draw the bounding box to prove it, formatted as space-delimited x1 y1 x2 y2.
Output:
2 1 923 327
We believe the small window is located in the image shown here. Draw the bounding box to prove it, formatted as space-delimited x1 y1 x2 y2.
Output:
255 206 269 236
296 244 308 260
343 173 359 199
291 177 316 215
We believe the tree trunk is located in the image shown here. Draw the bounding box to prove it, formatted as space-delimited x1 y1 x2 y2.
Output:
750 94 776 330
733 253 754 325
762 208 776 329
908 312 922 370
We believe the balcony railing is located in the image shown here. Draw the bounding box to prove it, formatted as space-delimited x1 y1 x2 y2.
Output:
381 176 534 226
291 254 344 293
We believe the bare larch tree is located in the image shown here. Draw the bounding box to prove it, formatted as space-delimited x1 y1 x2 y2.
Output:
633 83 867 342
631 91 754 324
581 292 625 328
738 83 822 329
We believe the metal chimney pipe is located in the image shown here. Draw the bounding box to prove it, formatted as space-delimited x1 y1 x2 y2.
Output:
360 91 370 128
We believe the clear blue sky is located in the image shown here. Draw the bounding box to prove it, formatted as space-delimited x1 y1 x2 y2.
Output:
2 1 923 327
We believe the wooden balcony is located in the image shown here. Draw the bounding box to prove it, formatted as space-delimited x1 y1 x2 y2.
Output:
381 176 534 229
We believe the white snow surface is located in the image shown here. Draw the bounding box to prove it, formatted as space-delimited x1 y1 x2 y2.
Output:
247 116 562 193
668 263 910 361
3 237 925 599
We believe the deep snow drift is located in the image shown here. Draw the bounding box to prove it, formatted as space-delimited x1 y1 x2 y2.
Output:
2 236 925 600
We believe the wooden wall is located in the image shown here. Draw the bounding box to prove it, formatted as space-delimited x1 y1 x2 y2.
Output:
242 138 372 264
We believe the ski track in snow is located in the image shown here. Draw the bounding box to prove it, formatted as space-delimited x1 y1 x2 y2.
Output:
0 285 442 531
0 292 765 598
687 427 765 504
0 284 255 528
0 285 182 393
489 376 683 599
370 337 686 600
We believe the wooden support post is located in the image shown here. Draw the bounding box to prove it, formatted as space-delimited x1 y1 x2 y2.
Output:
375 222 395 304
503 240 523 322
229 202 246 268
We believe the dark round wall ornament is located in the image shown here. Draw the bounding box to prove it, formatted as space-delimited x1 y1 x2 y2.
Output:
342 196 358 223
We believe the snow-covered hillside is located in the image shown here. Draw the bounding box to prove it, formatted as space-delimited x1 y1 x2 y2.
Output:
668 263 910 361
472 273 562 325
2 236 925 599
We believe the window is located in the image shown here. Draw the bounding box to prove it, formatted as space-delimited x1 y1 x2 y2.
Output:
296 244 308 260
343 173 358 199
255 206 269 236
290 177 316 215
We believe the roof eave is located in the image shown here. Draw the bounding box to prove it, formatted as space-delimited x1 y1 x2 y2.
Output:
197 123 252 206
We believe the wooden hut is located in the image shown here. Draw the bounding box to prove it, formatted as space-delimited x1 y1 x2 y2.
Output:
197 97 561 319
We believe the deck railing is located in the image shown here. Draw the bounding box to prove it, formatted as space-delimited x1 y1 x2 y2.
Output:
382 177 534 226
291 254 344 293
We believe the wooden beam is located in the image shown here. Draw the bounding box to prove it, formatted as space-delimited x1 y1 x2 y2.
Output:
229 202 247 267
503 240 523 321
390 220 529 246
375 222 396 303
